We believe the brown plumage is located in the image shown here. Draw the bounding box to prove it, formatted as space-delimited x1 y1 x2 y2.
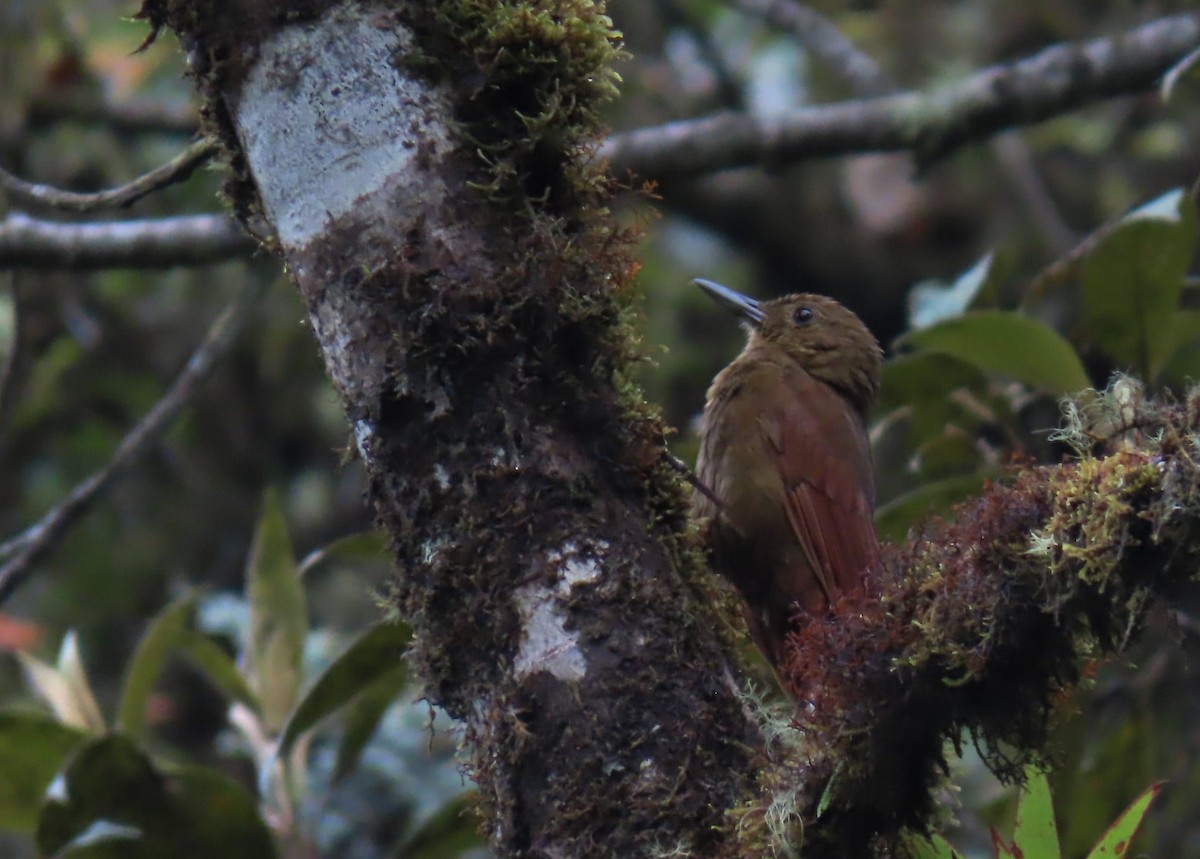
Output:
692 279 883 669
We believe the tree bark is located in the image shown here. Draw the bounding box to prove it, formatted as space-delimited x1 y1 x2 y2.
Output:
135 1 764 856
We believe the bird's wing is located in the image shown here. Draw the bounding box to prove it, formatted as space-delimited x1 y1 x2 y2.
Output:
757 367 879 608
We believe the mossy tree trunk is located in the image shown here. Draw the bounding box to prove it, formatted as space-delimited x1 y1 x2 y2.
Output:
135 1 763 856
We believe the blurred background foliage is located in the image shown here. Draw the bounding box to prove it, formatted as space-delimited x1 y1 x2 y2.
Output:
0 0 1199 856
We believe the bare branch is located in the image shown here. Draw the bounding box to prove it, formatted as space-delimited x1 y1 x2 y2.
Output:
602 13 1200 178
0 138 218 213
990 131 1077 253
655 0 745 108
732 0 890 96
0 213 255 269
0 282 267 606
26 93 199 137
735 1 1077 252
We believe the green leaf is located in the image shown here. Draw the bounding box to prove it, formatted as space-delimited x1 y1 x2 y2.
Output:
1081 188 1196 380
176 630 259 713
993 830 1021 858
879 353 990 412
1162 46 1200 101
333 667 411 785
1152 309 1200 388
37 735 167 859
908 252 995 330
910 431 983 481
399 794 483 859
1083 781 1163 859
878 353 992 444
903 312 1089 395
165 766 279 858
875 472 992 542
50 819 142 858
117 594 197 736
17 634 105 733
0 712 86 831
246 491 307 733
13 337 82 431
36 734 276 859
297 530 389 577
1013 768 1061 859
57 634 105 734
908 833 963 859
279 620 412 761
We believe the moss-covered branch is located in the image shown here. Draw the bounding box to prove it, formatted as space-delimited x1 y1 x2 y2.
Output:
744 378 1200 856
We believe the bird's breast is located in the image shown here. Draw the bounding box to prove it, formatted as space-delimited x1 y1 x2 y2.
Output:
695 361 806 597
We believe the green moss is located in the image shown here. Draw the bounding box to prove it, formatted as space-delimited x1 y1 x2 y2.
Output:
388 0 725 631
759 375 1200 855
401 0 624 208
368 3 755 854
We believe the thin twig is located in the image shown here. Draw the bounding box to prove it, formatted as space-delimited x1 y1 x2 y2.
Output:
0 138 218 213
731 0 890 97
0 273 27 427
655 0 745 109
602 13 1200 178
733 0 1076 252
989 132 1077 254
0 212 255 269
663 451 724 511
26 93 199 136
0 281 268 606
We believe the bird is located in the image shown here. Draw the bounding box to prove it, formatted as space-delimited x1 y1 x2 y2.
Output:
691 278 883 670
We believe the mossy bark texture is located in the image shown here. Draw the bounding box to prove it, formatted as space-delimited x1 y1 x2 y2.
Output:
134 1 761 857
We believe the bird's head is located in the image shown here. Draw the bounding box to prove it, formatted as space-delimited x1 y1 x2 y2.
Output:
694 278 882 416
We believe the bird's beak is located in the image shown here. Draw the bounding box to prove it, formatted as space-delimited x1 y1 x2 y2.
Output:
693 279 764 327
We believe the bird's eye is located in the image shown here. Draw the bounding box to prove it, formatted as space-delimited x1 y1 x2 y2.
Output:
793 306 814 325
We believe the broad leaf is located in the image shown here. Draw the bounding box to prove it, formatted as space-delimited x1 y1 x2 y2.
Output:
875 472 992 542
246 491 307 733
297 530 389 577
1162 46 1200 101
0 712 86 831
1013 768 1061 859
117 594 197 736
401 794 484 859
909 834 963 859
37 735 168 858
165 766 279 858
903 312 1089 395
910 431 983 481
1152 309 1200 388
1081 188 1195 380
1084 781 1163 859
278 620 411 761
57 634 105 734
176 630 259 712
992 829 1021 858
333 667 411 785
17 634 105 733
908 252 995 330
37 734 276 859
878 353 992 444
50 819 142 858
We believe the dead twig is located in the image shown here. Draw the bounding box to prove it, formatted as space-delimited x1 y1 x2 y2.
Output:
0 281 267 606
